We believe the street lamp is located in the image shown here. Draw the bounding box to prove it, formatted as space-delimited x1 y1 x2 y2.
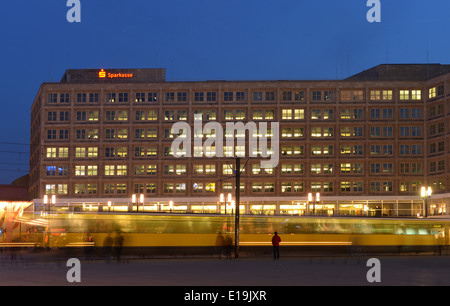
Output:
43 194 56 215
219 193 233 215
107 201 112 212
139 194 144 212
421 186 432 218
308 192 320 215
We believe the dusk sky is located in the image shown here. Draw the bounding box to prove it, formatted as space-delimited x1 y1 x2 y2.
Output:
0 0 449 184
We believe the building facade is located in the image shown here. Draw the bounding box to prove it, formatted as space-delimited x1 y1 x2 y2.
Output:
29 65 450 216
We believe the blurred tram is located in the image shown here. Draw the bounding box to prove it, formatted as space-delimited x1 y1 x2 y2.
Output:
21 214 449 255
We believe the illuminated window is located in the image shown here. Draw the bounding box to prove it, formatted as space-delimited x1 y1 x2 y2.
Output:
58 148 69 158
311 164 321 174
105 165 115 176
87 184 97 194
106 93 116 103
282 109 292 120
281 182 292 193
135 92 145 102
236 110 246 120
116 183 127 194
75 147 86 158
146 183 156 194
75 166 86 176
58 184 68 195
87 165 97 176
88 129 98 139
175 165 186 176
205 183 215 193
117 111 128 121
223 164 234 175
281 164 292 174
176 183 186 193
340 182 351 192
146 164 157 175
399 90 410 100
118 129 128 139
74 184 85 195
340 163 351 173
163 183 174 193
411 90 421 100
116 165 127 176
47 147 57 158
429 87 437 99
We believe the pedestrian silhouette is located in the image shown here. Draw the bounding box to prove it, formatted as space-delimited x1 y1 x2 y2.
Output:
215 232 225 259
114 231 124 261
103 233 113 263
224 234 233 259
272 232 281 260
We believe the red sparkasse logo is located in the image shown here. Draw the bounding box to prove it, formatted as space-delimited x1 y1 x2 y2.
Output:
99 69 133 79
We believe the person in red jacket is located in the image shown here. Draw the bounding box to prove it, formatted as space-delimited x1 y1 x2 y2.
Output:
272 232 281 260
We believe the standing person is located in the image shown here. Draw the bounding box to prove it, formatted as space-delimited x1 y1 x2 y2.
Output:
215 232 225 259
272 232 281 260
103 233 113 263
224 234 233 259
114 231 124 262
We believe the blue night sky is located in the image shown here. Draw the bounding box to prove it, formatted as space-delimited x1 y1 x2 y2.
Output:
0 0 449 184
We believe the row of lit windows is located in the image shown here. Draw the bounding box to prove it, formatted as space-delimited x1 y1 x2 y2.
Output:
45 179 443 196
47 86 443 105
46 125 426 142
46 161 426 177
45 107 428 123
45 142 425 160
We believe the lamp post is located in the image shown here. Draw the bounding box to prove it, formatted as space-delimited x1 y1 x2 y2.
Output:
43 194 56 215
107 201 112 212
43 195 48 215
219 193 233 215
421 186 432 218
308 192 320 215
132 194 137 212
139 194 144 212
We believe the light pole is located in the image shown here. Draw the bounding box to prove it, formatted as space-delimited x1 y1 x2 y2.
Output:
107 201 112 212
43 194 56 215
219 193 233 215
132 194 137 212
43 195 48 215
308 192 320 215
139 194 144 212
421 186 432 218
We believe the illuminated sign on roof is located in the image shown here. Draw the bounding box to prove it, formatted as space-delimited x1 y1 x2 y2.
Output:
99 69 134 79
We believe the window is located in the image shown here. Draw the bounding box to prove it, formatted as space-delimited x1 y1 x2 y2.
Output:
312 91 322 101
76 93 87 103
340 90 363 101
224 92 233 102
75 166 85 176
118 92 128 102
105 165 115 176
87 165 97 176
207 92 217 102
89 93 99 103
148 92 158 102
236 92 245 101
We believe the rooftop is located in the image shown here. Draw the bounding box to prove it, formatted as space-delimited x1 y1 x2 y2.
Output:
345 64 450 82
